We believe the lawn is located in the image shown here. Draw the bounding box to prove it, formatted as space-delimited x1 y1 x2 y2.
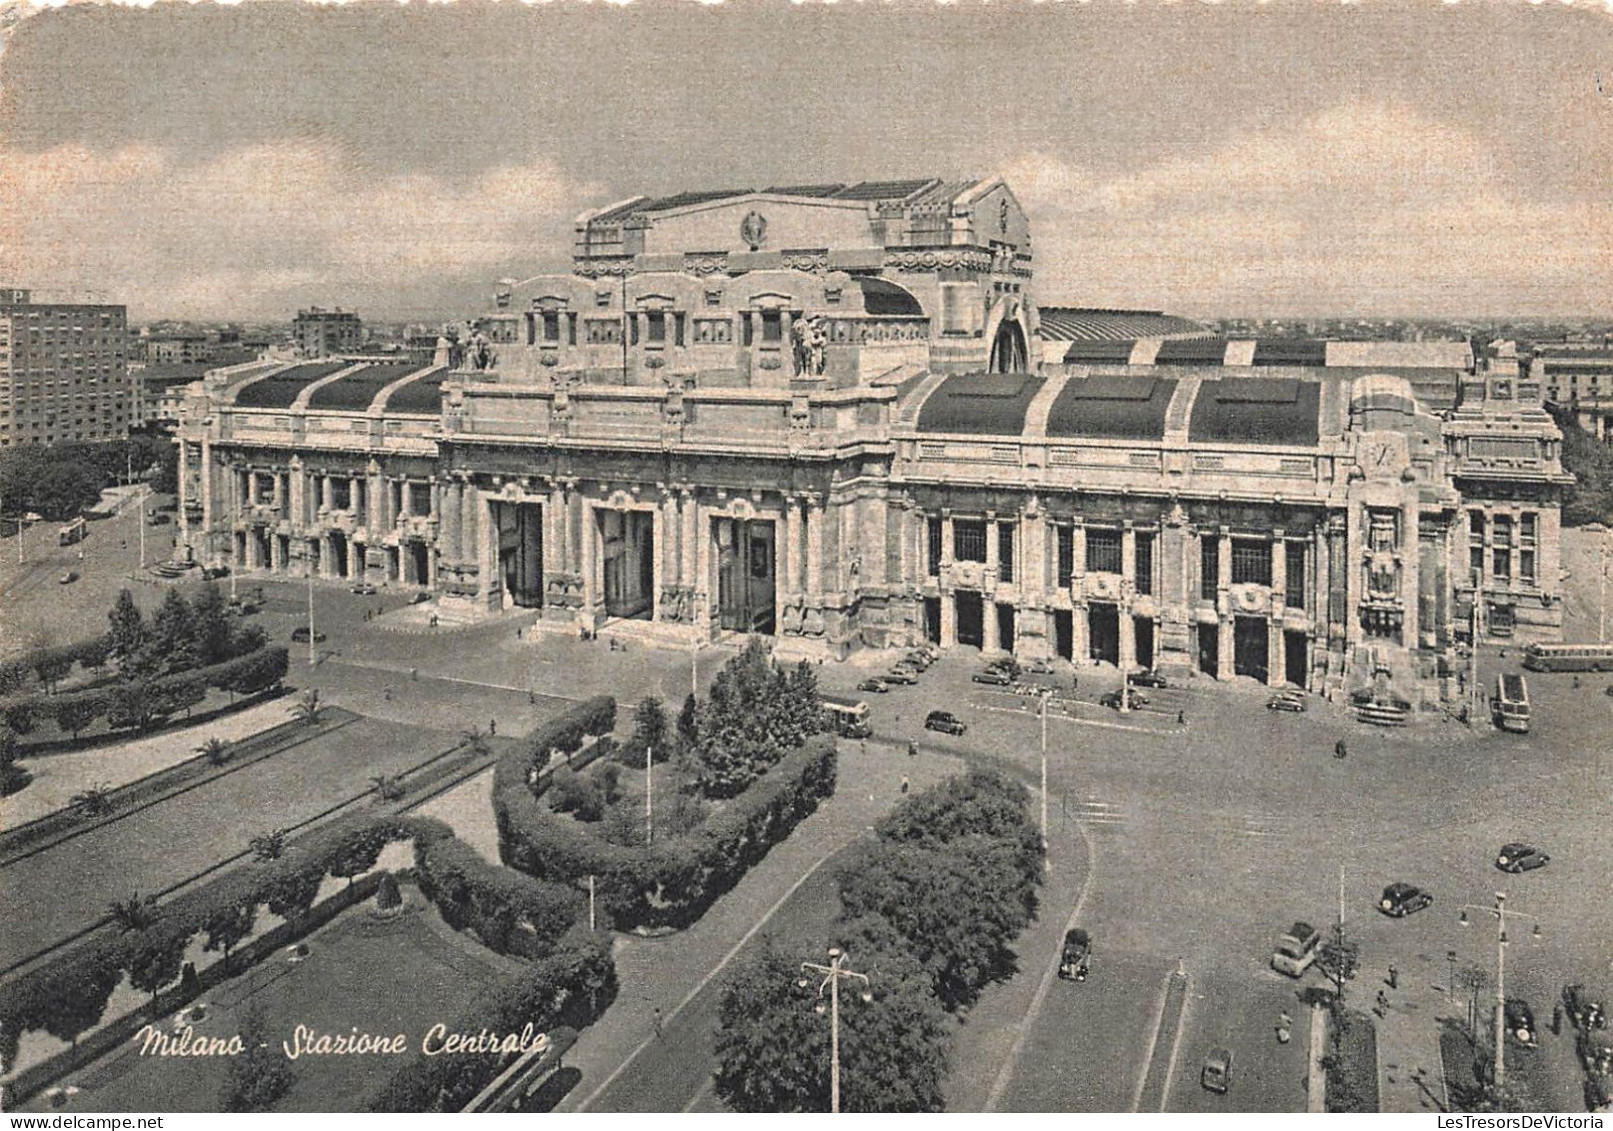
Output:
1326 1009 1381 1112
62 888 524 1113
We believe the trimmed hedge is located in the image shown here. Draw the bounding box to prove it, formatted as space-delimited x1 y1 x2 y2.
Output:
496 733 837 931
522 695 616 773
0 647 288 742
0 640 113 697
366 926 616 1112
412 820 583 959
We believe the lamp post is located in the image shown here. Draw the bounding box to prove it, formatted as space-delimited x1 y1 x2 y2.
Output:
690 636 699 699
645 736 654 846
1458 892 1542 1095
306 561 316 667
1039 689 1051 866
1599 532 1610 644
799 947 873 1114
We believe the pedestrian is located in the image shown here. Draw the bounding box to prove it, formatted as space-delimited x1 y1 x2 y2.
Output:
1376 989 1389 1013
652 1007 664 1040
528 689 535 705
516 627 522 639
859 738 867 757
1334 739 1348 759
1553 1003 1563 1036
1177 710 1186 726
410 667 418 681
1387 965 1399 990
489 718 496 736
907 740 918 758
900 775 910 794
383 688 392 701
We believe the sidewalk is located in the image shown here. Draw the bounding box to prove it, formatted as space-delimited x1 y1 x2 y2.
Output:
1372 956 1447 1112
554 740 967 1113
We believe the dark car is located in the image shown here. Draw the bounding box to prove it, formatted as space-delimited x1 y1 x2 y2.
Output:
1564 984 1607 1031
1131 669 1169 689
290 626 327 644
1100 688 1148 710
972 668 1014 686
1059 928 1091 981
351 581 378 596
903 651 935 670
1201 1047 1233 1094
58 570 79 585
883 669 918 686
924 710 966 736
1505 998 1539 1046
1379 882 1434 917
857 678 890 694
1266 694 1306 712
1021 657 1054 675
1496 843 1550 873
147 512 170 526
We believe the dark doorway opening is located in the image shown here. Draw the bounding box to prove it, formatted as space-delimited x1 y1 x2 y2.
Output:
329 532 349 579
996 603 1016 654
1284 630 1309 689
923 597 942 645
1197 623 1219 678
1088 602 1120 666
955 590 984 649
276 534 290 573
1134 616 1155 670
1053 610 1074 660
600 509 654 621
989 318 1028 373
407 541 429 587
1233 615 1269 682
717 517 776 634
495 501 544 608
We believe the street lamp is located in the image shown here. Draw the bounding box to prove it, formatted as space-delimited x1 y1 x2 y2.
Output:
800 947 873 1114
1039 689 1051 866
1457 892 1542 1095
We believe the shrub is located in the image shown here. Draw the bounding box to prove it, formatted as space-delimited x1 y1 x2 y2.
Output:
375 873 402 910
413 825 582 958
221 1005 293 1112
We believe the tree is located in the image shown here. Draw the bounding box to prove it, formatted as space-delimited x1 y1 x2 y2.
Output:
55 695 102 741
375 872 403 910
677 692 699 752
1456 964 1490 1039
1315 920 1361 1048
70 783 116 819
633 697 670 763
147 589 200 675
198 736 232 766
33 652 73 694
107 892 158 933
220 1003 293 1112
188 582 232 666
249 828 289 862
713 939 950 1112
202 901 257 972
125 928 188 1007
371 772 406 801
107 589 146 662
107 681 164 732
459 727 491 757
38 960 121 1050
290 688 323 726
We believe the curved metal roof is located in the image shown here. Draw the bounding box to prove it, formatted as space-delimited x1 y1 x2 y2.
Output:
1045 375 1177 441
855 278 924 318
1188 377 1321 446
232 362 348 409
914 373 1045 435
382 367 452 415
1039 307 1211 343
306 361 422 411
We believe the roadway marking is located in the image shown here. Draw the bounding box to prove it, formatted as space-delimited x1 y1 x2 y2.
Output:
320 657 578 700
983 792 1098 1111
1131 969 1176 1112
971 702 1176 736
572 847 841 1112
1133 968 1191 1112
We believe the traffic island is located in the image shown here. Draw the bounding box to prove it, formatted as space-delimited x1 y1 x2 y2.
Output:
1324 1008 1380 1112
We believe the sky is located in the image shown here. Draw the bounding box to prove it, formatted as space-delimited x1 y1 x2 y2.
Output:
1 0 1611 324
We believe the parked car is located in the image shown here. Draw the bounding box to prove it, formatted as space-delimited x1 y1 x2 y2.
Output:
1059 928 1091 981
1201 1047 1233 1094
1495 843 1550 873
857 678 890 694
903 651 935 670
58 570 79 584
147 512 170 526
1271 920 1321 977
924 710 966 736
1100 688 1148 710
1505 998 1539 1046
351 581 378 596
290 626 327 644
1021 657 1054 675
1564 984 1607 1031
1378 882 1434 917
883 669 918 686
1131 669 1169 688
972 668 1014 686
1266 694 1306 712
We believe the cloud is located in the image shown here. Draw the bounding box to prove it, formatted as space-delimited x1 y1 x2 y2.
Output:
0 141 595 319
1005 102 1613 318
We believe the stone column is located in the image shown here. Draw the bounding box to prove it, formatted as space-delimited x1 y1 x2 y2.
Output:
661 489 681 590
806 495 824 599
442 478 463 566
1121 525 1138 589
985 509 1000 580
400 478 413 519
1269 533 1288 685
681 489 698 594
1118 602 1136 671
940 589 956 646
1216 529 1235 679
984 512 1001 654
368 467 385 538
177 439 191 522
779 493 796 597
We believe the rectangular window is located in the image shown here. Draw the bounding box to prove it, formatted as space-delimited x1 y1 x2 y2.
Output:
998 522 1015 583
646 312 666 344
954 519 987 563
1085 528 1122 574
927 517 942 577
1493 515 1512 548
1057 525 1074 588
1520 550 1536 585
568 314 577 346
629 314 640 346
1135 532 1154 596
542 312 560 342
1493 548 1511 580
674 313 686 347
1285 542 1307 609
1201 536 1220 599
761 311 783 344
1231 539 1272 586
1520 512 1537 546
743 316 754 347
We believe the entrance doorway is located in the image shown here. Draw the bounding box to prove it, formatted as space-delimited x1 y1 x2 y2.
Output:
1197 623 1220 678
1134 616 1155 670
1284 630 1309 689
1054 610 1074 660
1088 603 1120 666
406 541 429 587
494 501 544 608
989 318 1028 373
600 509 654 620
996 603 1016 654
1233 616 1269 682
329 532 349 579
955 591 984 649
923 597 942 645
716 517 776 634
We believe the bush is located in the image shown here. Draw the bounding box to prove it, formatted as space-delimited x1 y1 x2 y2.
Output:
413 823 582 958
524 695 615 776
548 768 606 823
375 873 402 910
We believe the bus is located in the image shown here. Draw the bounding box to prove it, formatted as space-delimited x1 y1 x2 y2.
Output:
58 516 88 546
1492 672 1531 734
1522 643 1613 673
820 693 873 739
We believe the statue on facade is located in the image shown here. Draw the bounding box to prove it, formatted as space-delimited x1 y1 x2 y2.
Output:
808 316 827 376
792 315 812 376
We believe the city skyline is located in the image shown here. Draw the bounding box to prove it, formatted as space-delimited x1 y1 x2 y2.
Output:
2 2 1612 323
